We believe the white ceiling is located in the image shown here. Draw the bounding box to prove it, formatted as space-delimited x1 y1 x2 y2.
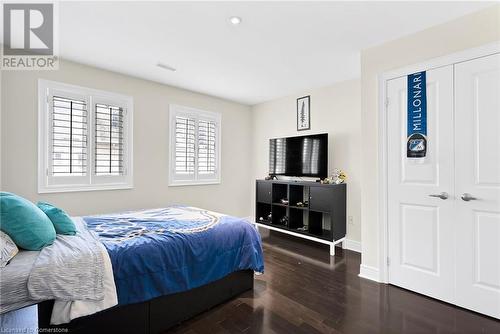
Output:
59 1 494 105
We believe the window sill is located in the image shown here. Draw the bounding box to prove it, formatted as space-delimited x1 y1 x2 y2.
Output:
38 183 133 194
168 180 221 187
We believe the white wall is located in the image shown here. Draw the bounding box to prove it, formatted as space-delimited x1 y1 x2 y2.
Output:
1 60 253 217
251 79 362 242
360 5 500 270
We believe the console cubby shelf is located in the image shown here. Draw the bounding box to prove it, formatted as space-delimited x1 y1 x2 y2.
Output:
255 179 346 255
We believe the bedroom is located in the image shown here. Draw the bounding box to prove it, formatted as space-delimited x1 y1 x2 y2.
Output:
1 1 499 333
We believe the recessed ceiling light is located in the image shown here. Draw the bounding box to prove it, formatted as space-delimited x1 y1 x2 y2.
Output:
229 16 242 25
157 62 176 72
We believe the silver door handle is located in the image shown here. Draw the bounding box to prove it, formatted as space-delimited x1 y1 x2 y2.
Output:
461 193 477 201
429 192 448 200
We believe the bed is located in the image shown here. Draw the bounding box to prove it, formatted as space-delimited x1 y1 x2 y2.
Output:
1 206 264 333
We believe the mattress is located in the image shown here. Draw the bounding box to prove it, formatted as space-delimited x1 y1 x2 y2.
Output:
0 250 39 314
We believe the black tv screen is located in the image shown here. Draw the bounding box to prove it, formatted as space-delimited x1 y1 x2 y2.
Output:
269 133 328 178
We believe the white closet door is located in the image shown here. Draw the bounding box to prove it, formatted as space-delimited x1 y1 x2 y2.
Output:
387 65 455 303
455 53 500 319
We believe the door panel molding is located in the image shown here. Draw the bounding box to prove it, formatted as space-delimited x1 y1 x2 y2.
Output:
474 211 500 291
399 203 439 274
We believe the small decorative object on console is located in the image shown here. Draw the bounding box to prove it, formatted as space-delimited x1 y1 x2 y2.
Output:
321 169 347 184
280 198 289 205
332 169 347 184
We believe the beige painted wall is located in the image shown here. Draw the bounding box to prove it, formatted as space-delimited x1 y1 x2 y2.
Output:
360 5 500 269
251 79 362 242
1 60 253 217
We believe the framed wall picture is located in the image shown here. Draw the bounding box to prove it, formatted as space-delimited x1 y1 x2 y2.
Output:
297 95 310 131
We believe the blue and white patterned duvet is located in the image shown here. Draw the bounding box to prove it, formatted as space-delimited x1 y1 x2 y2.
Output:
83 206 264 306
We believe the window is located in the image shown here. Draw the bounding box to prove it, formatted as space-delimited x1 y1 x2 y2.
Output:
169 105 221 186
38 79 133 193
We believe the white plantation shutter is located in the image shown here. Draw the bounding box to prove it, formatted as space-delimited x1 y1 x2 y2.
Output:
170 105 220 185
51 96 88 176
95 103 124 175
175 116 196 176
197 119 217 176
39 80 133 193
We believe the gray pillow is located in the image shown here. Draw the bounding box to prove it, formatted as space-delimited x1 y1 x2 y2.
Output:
1 230 19 267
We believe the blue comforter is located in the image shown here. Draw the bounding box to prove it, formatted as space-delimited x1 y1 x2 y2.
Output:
83 206 264 305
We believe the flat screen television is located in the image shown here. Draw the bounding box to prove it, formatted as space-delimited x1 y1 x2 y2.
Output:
269 133 328 178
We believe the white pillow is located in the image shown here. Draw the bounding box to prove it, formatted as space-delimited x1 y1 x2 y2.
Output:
1 230 19 267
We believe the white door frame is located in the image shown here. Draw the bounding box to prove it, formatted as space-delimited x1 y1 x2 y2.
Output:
377 42 500 284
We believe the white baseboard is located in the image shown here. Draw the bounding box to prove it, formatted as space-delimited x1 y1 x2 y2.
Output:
358 264 380 282
342 239 361 253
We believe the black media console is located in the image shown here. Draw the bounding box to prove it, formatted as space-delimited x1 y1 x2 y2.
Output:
255 179 346 255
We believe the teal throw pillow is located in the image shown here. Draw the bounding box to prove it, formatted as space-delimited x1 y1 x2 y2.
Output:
37 202 77 236
0 192 56 250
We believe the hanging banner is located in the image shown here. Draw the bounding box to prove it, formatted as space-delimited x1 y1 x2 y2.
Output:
407 71 427 159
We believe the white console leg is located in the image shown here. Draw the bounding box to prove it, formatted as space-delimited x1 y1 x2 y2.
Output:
330 243 335 256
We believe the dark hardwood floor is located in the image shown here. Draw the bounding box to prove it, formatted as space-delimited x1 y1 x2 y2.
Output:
167 228 500 334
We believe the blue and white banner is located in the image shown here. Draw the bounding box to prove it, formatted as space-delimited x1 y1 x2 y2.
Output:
407 71 427 158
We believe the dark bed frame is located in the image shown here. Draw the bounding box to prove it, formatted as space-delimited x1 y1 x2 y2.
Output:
37 270 254 334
